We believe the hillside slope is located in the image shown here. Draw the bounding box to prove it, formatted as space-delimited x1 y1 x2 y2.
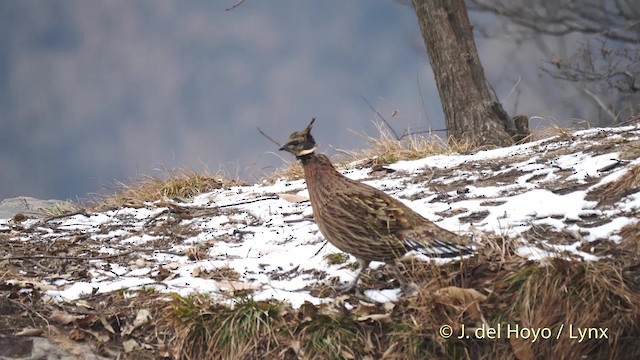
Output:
1 124 639 359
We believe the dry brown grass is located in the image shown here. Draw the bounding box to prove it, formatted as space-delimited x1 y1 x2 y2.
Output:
266 122 477 182
619 224 640 254
162 233 640 359
38 200 84 217
91 168 244 211
587 164 640 208
398 233 640 359
343 122 477 164
168 294 284 360
527 121 580 142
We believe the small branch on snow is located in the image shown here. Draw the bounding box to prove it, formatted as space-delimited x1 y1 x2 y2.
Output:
598 159 628 173
44 210 91 223
283 216 313 224
144 209 170 226
3 247 185 261
313 240 329 257
218 195 280 208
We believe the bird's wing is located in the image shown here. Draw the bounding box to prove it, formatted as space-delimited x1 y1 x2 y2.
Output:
399 225 473 258
329 185 413 237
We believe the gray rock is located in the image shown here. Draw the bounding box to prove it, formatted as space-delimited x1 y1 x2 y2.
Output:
0 197 68 220
0 335 109 360
0 335 73 360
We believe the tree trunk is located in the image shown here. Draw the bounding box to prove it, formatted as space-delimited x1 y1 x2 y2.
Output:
412 0 520 147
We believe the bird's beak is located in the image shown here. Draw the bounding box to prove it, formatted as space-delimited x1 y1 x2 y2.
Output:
279 144 289 152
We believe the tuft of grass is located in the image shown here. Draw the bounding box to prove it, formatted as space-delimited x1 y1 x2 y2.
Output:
586 164 640 207
169 293 284 360
266 159 306 182
389 322 441 359
381 233 640 360
619 224 640 253
159 238 640 359
92 168 243 210
39 200 83 217
267 121 477 182
486 256 640 359
343 121 476 166
323 252 350 265
295 309 363 360
522 116 583 142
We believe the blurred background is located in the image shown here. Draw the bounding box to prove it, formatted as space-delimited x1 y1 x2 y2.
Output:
1 0 636 200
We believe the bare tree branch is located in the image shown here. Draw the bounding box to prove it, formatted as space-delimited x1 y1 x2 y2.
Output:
225 0 247 11
468 0 640 125
469 0 640 43
583 88 617 123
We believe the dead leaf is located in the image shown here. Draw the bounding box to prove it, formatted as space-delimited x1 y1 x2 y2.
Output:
100 316 116 334
383 301 395 312
510 336 535 360
340 349 356 359
434 286 487 304
5 279 56 291
84 329 110 343
357 313 392 322
217 280 260 292
163 262 182 270
121 309 151 336
299 301 318 322
75 300 93 309
68 328 85 341
288 339 304 358
192 267 201 277
122 339 139 353
50 310 84 325
155 265 172 281
352 301 379 318
433 287 487 322
14 328 44 336
278 193 308 203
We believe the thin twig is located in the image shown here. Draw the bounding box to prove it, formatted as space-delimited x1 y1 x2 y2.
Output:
283 217 312 224
218 195 280 208
3 252 137 261
502 76 521 103
582 88 617 123
144 209 170 226
27 259 55 272
416 71 433 131
269 265 300 280
44 210 90 223
225 0 247 11
257 127 282 147
361 95 400 140
3 248 184 261
8 298 50 328
313 240 329 257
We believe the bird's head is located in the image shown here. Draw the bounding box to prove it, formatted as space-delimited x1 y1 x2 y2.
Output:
279 118 317 158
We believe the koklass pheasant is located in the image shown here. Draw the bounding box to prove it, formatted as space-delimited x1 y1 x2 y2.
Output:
280 118 473 292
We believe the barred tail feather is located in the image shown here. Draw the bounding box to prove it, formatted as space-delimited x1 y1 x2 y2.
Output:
404 238 473 258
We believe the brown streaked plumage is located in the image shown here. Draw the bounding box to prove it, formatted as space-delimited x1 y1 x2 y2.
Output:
280 118 473 292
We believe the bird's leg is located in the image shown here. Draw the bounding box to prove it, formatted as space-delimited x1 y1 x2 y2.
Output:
390 261 418 297
336 258 370 294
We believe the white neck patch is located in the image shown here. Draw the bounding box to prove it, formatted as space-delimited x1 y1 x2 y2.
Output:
298 147 316 156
